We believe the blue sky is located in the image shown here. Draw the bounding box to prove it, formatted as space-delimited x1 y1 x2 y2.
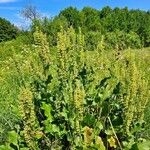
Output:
0 0 150 28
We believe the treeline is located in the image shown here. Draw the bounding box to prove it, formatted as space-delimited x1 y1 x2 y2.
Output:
32 6 150 49
0 18 19 42
0 6 150 49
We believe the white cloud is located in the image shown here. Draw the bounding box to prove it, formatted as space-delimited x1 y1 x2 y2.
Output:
0 0 17 3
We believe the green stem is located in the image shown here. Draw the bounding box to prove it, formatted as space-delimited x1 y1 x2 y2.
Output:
108 116 123 150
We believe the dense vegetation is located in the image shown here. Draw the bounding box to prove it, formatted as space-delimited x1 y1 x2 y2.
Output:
0 18 19 42
31 6 150 49
0 6 150 150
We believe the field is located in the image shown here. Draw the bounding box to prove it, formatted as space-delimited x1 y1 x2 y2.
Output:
0 5 150 150
0 27 150 149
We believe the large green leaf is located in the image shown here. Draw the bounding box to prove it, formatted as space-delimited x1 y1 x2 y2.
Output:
8 131 18 147
42 102 53 122
137 141 150 150
0 145 12 150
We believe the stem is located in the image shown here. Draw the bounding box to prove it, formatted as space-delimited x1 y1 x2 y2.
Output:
108 116 123 150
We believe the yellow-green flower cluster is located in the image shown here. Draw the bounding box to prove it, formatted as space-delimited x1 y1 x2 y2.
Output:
19 87 38 150
33 27 50 69
57 28 68 80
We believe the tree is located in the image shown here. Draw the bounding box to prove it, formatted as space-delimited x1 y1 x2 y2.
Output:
81 7 101 32
59 7 80 29
0 18 19 42
100 6 112 18
21 5 40 21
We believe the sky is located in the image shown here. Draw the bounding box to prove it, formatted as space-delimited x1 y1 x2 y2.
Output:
0 0 150 28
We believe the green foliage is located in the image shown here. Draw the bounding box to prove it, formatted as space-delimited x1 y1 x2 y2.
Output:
38 6 150 47
0 6 150 149
105 31 142 50
0 18 19 42
85 31 103 50
0 27 149 149
59 7 81 29
80 7 101 32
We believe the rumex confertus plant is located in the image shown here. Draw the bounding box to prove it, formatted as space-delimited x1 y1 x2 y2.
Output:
0 27 150 150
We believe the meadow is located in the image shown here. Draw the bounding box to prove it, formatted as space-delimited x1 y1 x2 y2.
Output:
0 6 150 150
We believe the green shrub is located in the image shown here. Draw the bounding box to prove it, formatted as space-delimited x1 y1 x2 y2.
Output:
0 18 19 42
105 30 142 50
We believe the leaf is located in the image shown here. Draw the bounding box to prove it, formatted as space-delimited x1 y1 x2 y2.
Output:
0 127 4 133
83 114 96 126
52 124 60 133
44 123 52 133
0 145 12 150
44 123 60 134
8 131 18 146
96 121 103 130
20 148 30 150
0 145 11 150
130 143 139 150
42 102 53 122
105 129 113 135
95 136 106 150
137 141 150 150
94 121 103 135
